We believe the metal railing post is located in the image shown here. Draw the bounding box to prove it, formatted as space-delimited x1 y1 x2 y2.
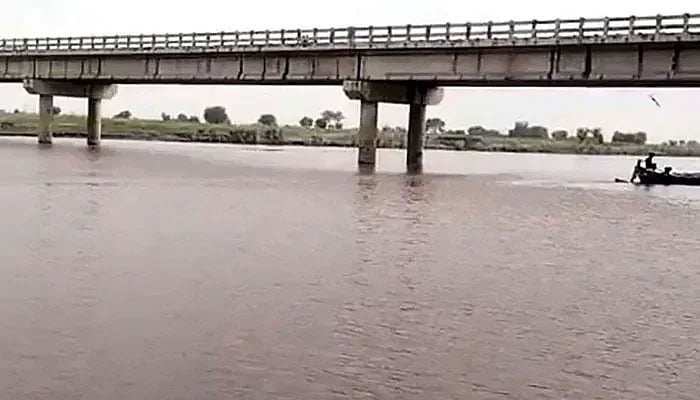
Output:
629 15 636 35
603 17 609 37
509 20 515 39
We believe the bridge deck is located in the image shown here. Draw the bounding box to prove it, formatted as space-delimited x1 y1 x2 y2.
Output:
1 13 700 56
2 13 700 87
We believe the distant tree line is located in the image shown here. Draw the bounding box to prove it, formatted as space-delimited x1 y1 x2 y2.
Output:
1 107 60 116
298 110 345 129
611 131 647 145
422 117 652 145
160 112 200 123
34 106 695 148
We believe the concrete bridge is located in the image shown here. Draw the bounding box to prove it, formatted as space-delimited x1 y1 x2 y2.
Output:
2 12 700 171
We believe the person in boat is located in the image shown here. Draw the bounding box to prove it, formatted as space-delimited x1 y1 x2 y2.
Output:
630 159 643 182
644 152 657 171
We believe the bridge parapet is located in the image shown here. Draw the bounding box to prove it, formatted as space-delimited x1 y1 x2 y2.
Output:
1 13 699 55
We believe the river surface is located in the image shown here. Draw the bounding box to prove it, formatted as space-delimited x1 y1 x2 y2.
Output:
1 137 699 399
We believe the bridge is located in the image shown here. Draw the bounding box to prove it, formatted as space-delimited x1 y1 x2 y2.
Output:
2 12 700 171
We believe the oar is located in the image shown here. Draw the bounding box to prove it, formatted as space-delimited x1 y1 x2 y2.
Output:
614 178 630 183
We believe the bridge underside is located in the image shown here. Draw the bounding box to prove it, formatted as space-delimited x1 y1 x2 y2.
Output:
2 42 700 86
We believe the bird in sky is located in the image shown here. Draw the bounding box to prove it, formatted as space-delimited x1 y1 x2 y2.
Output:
648 93 661 107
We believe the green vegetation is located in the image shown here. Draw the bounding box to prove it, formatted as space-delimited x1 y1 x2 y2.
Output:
203 106 229 124
1 109 700 157
426 118 447 134
113 110 132 119
0 110 351 146
299 116 313 128
257 114 277 127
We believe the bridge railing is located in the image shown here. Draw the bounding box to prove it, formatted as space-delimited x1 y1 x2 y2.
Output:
1 13 699 53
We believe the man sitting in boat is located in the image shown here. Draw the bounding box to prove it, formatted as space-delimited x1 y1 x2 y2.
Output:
644 152 657 171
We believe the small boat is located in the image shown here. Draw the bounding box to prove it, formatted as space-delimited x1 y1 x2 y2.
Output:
636 167 700 186
627 153 700 186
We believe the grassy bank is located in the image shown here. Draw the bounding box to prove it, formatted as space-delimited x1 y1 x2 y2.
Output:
438 135 700 157
2 112 700 157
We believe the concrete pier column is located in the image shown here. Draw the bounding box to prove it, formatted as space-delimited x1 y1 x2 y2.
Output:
358 100 378 166
407 103 426 173
87 98 101 146
24 80 117 148
38 94 54 144
343 80 443 172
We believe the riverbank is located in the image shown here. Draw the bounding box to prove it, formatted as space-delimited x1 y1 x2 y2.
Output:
2 112 700 157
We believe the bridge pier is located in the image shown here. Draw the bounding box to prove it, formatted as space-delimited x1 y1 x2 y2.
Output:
358 101 378 166
24 79 117 147
38 95 54 145
407 103 426 174
343 80 443 172
87 98 102 146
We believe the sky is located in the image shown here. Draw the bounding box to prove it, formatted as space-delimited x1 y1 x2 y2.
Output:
0 0 698 142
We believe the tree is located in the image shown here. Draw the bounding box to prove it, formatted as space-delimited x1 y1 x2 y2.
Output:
334 111 345 125
13 109 20 114
551 130 568 140
314 118 327 129
177 113 189 122
188 116 200 123
468 126 501 137
113 110 132 119
612 131 647 145
634 132 647 145
51 106 61 115
528 125 549 139
299 116 313 128
612 131 631 144
425 118 446 134
320 110 333 123
509 121 530 137
590 128 604 144
509 121 548 139
575 128 588 142
258 114 277 127
334 122 343 130
161 112 171 121
383 126 407 134
204 106 229 124
320 110 345 128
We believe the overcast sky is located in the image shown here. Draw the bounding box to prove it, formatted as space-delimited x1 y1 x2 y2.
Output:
1 0 698 142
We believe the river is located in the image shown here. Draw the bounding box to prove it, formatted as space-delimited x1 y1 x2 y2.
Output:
1 137 699 399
